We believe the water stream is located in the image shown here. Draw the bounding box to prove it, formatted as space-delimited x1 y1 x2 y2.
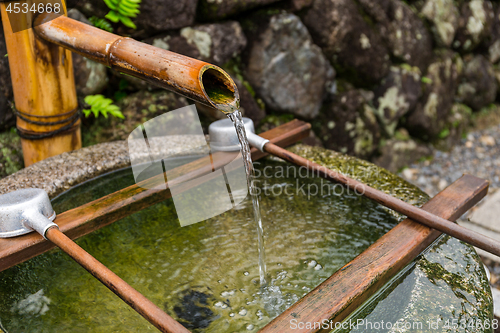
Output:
227 110 267 285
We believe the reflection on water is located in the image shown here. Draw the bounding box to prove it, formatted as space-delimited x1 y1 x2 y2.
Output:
0 145 491 333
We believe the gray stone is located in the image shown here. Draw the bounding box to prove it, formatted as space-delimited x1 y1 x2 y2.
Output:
487 6 500 64
358 0 433 71
197 0 281 20
457 55 497 111
374 138 432 172
0 23 14 131
453 0 495 52
145 21 247 66
73 53 109 96
316 89 380 159
244 13 334 119
405 50 463 140
421 0 460 47
302 0 390 83
374 65 422 136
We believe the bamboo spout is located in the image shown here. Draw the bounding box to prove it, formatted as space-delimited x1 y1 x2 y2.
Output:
33 13 239 114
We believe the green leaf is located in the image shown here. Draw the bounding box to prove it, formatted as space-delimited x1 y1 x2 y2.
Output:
4 54 7 58
103 0 117 11
119 15 137 29
82 109 91 117
438 128 450 139
105 11 120 23
421 76 433 84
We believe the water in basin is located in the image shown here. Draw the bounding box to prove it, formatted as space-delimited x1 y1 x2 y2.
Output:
0 145 491 332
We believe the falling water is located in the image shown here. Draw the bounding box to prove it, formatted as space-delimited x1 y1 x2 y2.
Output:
227 110 267 285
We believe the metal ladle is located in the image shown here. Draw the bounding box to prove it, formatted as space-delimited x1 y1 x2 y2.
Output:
0 188 189 333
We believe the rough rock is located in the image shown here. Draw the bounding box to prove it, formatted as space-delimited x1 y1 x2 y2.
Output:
405 50 463 140
374 138 432 172
453 0 495 52
73 53 109 96
197 0 281 20
83 91 189 146
287 0 314 11
487 6 500 64
457 55 497 111
70 0 197 32
433 103 472 151
0 131 23 179
421 0 460 47
316 89 380 159
358 0 433 71
302 0 390 84
0 23 14 131
244 13 334 119
373 65 422 136
145 21 247 66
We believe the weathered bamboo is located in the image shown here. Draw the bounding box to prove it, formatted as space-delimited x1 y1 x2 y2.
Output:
33 13 239 113
0 120 311 272
0 2 81 166
260 174 489 333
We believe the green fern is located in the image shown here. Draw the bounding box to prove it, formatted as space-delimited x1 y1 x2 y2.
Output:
89 16 114 33
83 95 125 119
103 0 141 29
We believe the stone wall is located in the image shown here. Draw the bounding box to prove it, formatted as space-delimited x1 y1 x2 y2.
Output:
1 0 499 173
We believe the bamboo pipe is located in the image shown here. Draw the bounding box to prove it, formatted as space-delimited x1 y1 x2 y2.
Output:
45 227 190 333
33 13 240 114
262 142 500 257
0 2 81 166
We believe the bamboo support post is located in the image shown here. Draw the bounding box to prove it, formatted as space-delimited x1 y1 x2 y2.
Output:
0 2 81 166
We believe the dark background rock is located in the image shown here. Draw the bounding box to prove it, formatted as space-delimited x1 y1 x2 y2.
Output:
315 89 380 159
69 0 197 34
73 54 109 96
134 0 197 33
373 137 432 172
0 23 13 131
457 55 497 110
244 13 334 119
374 65 422 136
453 0 495 52
405 50 463 140
358 0 433 71
145 21 247 66
302 0 391 84
197 0 281 20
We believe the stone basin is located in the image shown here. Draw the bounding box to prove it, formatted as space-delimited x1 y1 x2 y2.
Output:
0 143 492 332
